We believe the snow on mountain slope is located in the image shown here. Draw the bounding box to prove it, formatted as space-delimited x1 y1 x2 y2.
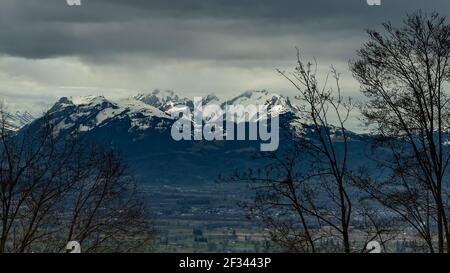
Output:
135 89 302 123
19 91 373 184
135 90 226 124
222 90 301 116
38 90 307 138
47 95 172 136
136 90 299 115
135 90 192 113
135 89 223 115
1 110 35 132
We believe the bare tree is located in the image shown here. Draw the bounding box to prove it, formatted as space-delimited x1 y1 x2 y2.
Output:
278 52 355 253
0 106 155 253
228 147 318 253
223 52 396 253
351 11 450 253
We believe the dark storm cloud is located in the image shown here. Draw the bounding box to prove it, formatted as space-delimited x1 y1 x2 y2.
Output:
1 0 450 61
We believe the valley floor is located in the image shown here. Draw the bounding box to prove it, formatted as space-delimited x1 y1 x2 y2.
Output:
143 183 430 253
143 183 274 253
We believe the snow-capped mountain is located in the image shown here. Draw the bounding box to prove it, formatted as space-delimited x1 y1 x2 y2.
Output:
135 90 192 113
1 110 35 132
222 90 301 116
135 90 222 115
47 95 172 136
136 90 300 114
18 90 374 184
42 90 301 138
135 90 301 123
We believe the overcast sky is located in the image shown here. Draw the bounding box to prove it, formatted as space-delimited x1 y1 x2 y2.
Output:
0 0 449 115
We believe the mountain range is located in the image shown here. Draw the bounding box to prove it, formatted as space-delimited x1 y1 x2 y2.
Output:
10 90 374 184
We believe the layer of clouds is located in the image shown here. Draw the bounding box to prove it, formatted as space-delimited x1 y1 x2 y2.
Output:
2 0 448 60
0 0 449 117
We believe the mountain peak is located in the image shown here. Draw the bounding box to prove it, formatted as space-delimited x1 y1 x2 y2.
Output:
71 95 109 106
43 94 172 136
134 89 304 119
135 89 191 112
223 90 300 116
